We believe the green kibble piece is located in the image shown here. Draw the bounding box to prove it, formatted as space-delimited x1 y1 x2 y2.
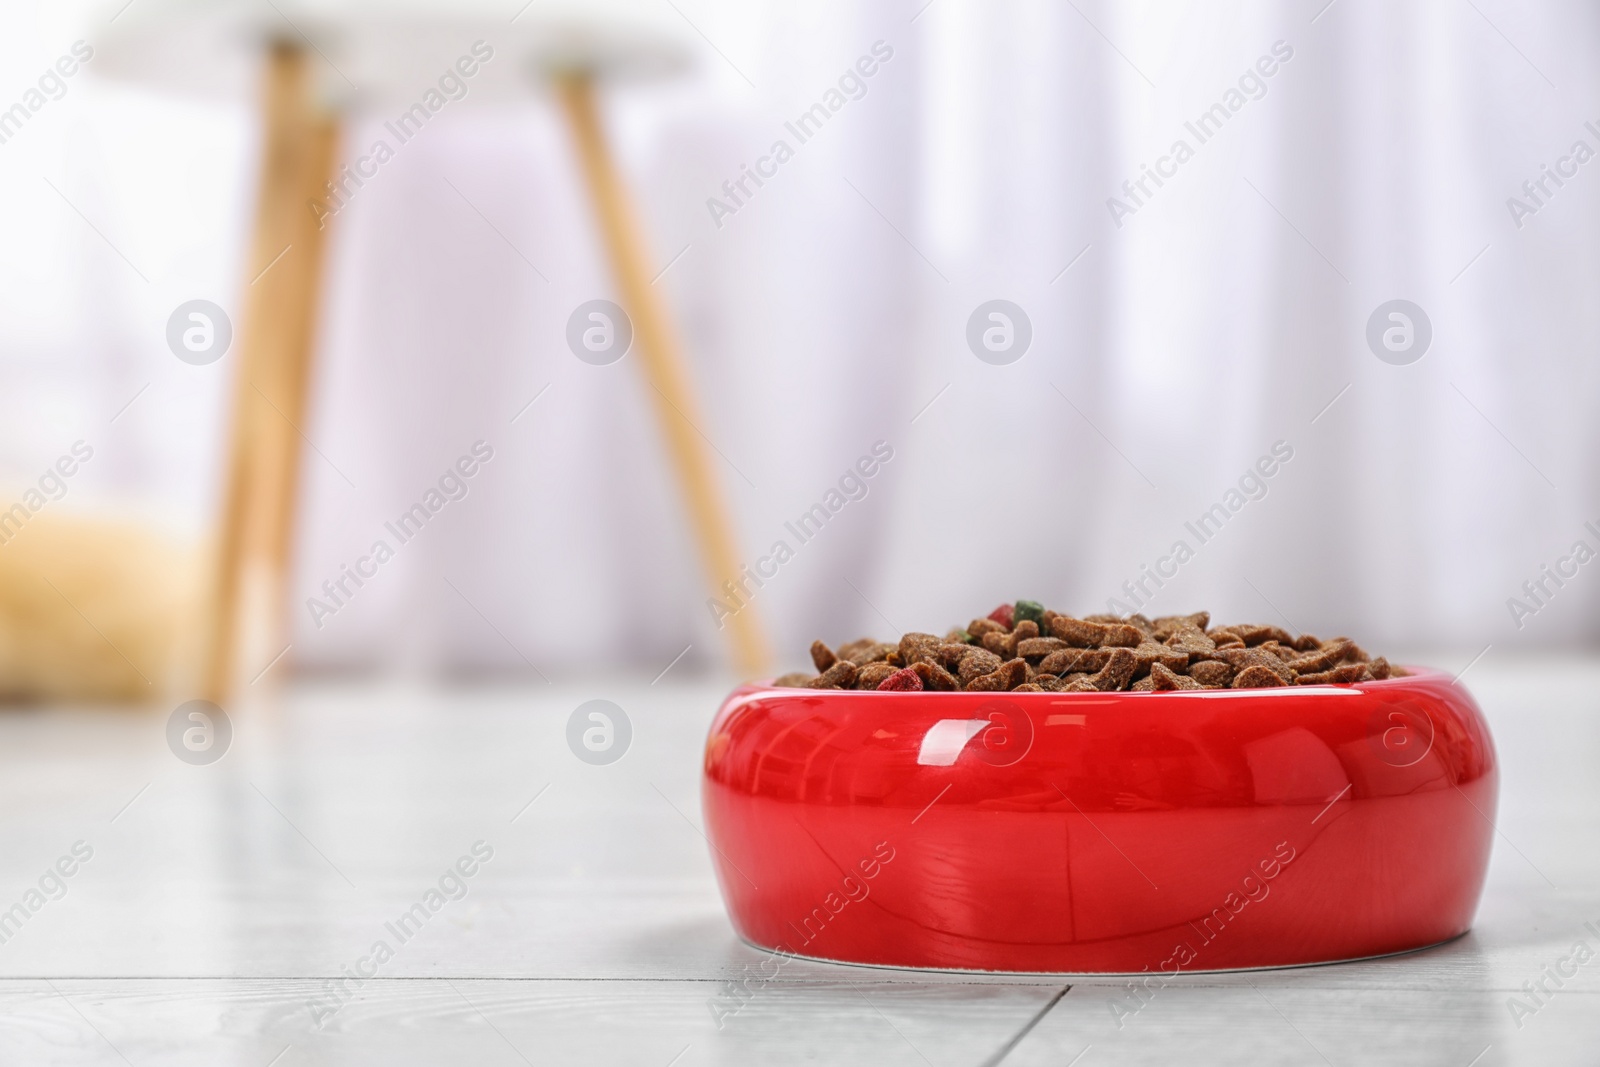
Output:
1014 600 1045 626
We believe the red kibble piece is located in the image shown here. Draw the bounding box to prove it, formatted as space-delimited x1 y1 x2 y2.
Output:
877 667 924 691
987 603 1015 629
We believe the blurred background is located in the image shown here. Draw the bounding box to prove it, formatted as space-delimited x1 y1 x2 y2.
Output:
2 0 1598 702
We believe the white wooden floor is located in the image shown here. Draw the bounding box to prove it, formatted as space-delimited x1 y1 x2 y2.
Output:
0 655 1595 1065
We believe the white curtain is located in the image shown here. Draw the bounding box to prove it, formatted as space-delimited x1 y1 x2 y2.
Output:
4 0 1598 676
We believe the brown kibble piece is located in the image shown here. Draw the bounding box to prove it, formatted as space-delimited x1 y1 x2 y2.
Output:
774 672 815 687
1060 677 1100 692
1131 676 1156 691
845 641 895 666
1218 648 1296 684
968 618 1006 638
807 660 858 688
1038 648 1110 675
1132 641 1189 678
997 658 1030 690
1013 620 1040 641
1150 662 1204 690
837 637 875 660
981 631 1014 658
810 641 837 673
856 662 898 689
1152 612 1210 640
911 660 960 691
965 670 1003 691
1088 648 1138 691
1049 616 1104 647
1368 657 1394 679
1127 613 1156 635
1049 616 1142 648
1017 637 1068 659
958 649 1003 684
1212 624 1293 647
1100 624 1144 647
899 632 941 661
1296 663 1371 685
1232 665 1287 688
1164 629 1217 656
1293 633 1322 652
1327 637 1370 663
1012 683 1045 692
1287 639 1352 674
935 642 977 669
1187 660 1235 687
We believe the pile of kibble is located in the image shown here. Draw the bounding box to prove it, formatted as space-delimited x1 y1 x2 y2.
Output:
773 603 1400 692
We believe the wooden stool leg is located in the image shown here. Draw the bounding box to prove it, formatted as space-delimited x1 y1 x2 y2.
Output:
202 44 339 705
555 72 770 678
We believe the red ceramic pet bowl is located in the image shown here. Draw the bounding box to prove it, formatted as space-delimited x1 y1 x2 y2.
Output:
701 667 1496 973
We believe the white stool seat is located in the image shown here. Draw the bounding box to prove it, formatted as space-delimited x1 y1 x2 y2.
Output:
93 0 695 105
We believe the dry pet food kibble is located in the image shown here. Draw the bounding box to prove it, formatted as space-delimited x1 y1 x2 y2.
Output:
777 602 1404 692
